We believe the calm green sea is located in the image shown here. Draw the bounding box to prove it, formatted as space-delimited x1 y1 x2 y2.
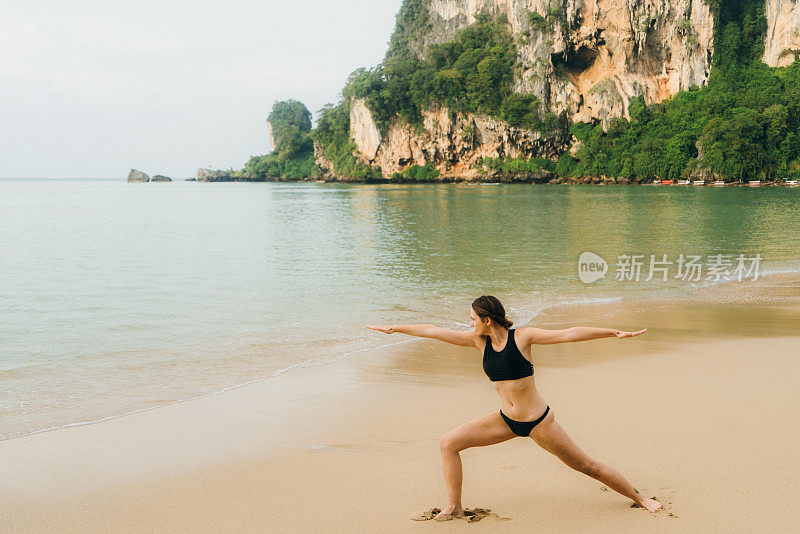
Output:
2 179 799 439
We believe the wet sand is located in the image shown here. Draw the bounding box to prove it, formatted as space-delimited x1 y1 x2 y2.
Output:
3 274 800 532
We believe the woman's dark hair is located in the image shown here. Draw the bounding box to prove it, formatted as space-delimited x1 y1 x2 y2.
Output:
472 295 513 329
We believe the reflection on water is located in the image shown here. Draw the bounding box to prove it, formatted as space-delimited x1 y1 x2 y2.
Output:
345 184 800 299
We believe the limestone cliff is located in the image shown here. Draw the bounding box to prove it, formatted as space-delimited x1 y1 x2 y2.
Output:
267 118 276 151
411 0 714 124
764 0 800 66
350 98 565 177
346 0 716 178
314 144 337 180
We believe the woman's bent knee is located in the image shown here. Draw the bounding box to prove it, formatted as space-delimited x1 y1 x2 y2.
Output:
440 434 463 453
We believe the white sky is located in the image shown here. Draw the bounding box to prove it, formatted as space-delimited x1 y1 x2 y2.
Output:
1 0 402 178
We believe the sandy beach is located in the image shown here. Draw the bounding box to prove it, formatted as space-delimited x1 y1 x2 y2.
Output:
3 274 800 533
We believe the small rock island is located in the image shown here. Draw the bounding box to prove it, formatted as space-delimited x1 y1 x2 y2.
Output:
127 169 150 182
127 169 172 182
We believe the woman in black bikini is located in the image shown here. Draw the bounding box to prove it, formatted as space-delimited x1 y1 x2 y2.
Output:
366 295 662 520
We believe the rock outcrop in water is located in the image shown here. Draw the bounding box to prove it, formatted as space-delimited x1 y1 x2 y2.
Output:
127 169 150 182
196 168 256 182
196 168 235 182
151 175 172 182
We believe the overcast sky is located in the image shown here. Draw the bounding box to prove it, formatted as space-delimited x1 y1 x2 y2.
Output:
1 0 402 178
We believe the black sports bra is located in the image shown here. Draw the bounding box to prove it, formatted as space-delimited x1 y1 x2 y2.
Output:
482 328 533 382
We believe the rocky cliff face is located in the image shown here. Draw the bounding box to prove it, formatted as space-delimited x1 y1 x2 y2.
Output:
416 0 714 124
267 119 276 151
314 144 337 180
350 99 566 177
349 99 383 161
348 0 715 178
764 0 800 67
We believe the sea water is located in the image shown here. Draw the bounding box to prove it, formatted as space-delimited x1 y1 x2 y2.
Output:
2 179 799 439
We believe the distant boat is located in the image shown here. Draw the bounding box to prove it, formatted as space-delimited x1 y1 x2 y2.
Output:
786 180 799 186
748 180 761 186
692 180 705 185
661 180 675 185
676 180 690 185
652 179 660 185
713 180 725 186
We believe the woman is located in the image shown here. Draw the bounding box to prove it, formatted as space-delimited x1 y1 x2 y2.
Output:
366 295 662 520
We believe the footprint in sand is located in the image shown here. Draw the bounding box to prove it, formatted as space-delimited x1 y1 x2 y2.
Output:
410 507 512 522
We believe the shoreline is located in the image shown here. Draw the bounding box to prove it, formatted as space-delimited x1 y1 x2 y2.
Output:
6 270 797 444
185 174 800 186
2 272 800 531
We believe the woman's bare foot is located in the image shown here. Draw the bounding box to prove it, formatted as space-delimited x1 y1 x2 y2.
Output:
434 505 466 521
635 495 663 513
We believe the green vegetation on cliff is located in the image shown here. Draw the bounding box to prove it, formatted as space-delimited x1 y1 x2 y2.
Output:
386 0 432 61
391 163 440 181
565 0 800 182
244 100 317 180
268 100 312 154
345 13 555 135
478 155 555 175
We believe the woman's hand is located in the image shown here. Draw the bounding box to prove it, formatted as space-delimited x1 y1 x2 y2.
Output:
366 325 395 334
614 328 647 338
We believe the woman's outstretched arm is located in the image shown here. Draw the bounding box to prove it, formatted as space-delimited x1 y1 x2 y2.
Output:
518 326 647 344
570 327 647 341
366 324 478 348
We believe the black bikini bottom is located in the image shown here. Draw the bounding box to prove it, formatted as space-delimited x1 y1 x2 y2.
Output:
499 405 550 437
